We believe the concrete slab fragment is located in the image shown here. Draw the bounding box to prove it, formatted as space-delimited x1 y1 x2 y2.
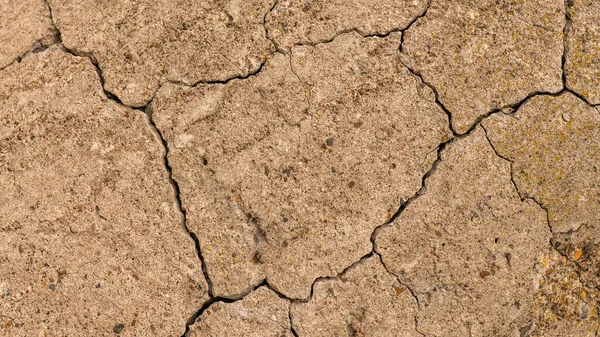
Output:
48 0 275 106
402 0 564 133
376 127 550 336
0 47 208 336
151 33 451 299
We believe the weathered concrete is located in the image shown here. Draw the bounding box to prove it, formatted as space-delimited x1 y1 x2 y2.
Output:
48 0 275 106
151 32 451 299
0 0 57 68
0 47 208 336
402 0 564 133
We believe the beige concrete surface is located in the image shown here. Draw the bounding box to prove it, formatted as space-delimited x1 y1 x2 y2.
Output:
151 33 450 300
188 287 293 337
0 47 208 336
566 0 600 105
1 0 600 336
0 0 57 69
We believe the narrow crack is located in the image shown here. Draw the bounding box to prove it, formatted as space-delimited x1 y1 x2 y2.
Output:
0 0 60 71
374 251 426 337
561 0 572 89
398 0 432 55
276 0 431 52
143 105 219 336
482 122 599 308
481 124 555 237
399 58 458 136
482 104 600 328
0 37 56 71
263 0 285 54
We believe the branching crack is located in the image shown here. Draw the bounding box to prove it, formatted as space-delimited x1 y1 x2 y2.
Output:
481 124 555 237
179 281 297 337
560 0 596 108
375 251 426 336
16 2 595 336
271 0 432 52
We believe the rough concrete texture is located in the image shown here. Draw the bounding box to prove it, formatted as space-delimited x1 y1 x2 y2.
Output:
188 287 293 337
48 0 275 107
0 0 57 69
291 256 420 337
266 0 428 51
527 249 599 337
3 0 600 336
402 0 564 134
483 93 600 336
483 93 600 245
151 32 451 300
376 127 551 336
0 47 208 336
565 0 600 104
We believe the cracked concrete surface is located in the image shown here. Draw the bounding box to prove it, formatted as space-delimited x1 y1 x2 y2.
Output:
151 32 450 300
377 126 551 336
48 0 275 107
401 0 564 134
0 0 57 69
0 47 208 336
2 0 600 336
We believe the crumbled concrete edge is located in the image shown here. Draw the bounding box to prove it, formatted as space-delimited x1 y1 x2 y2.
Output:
2 0 594 335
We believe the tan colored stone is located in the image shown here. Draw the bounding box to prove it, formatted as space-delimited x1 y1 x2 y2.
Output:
48 0 275 107
188 287 293 337
266 0 428 51
291 256 420 337
151 32 451 299
483 93 600 242
566 0 600 105
376 126 550 336
0 0 57 69
402 0 564 134
0 47 208 336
